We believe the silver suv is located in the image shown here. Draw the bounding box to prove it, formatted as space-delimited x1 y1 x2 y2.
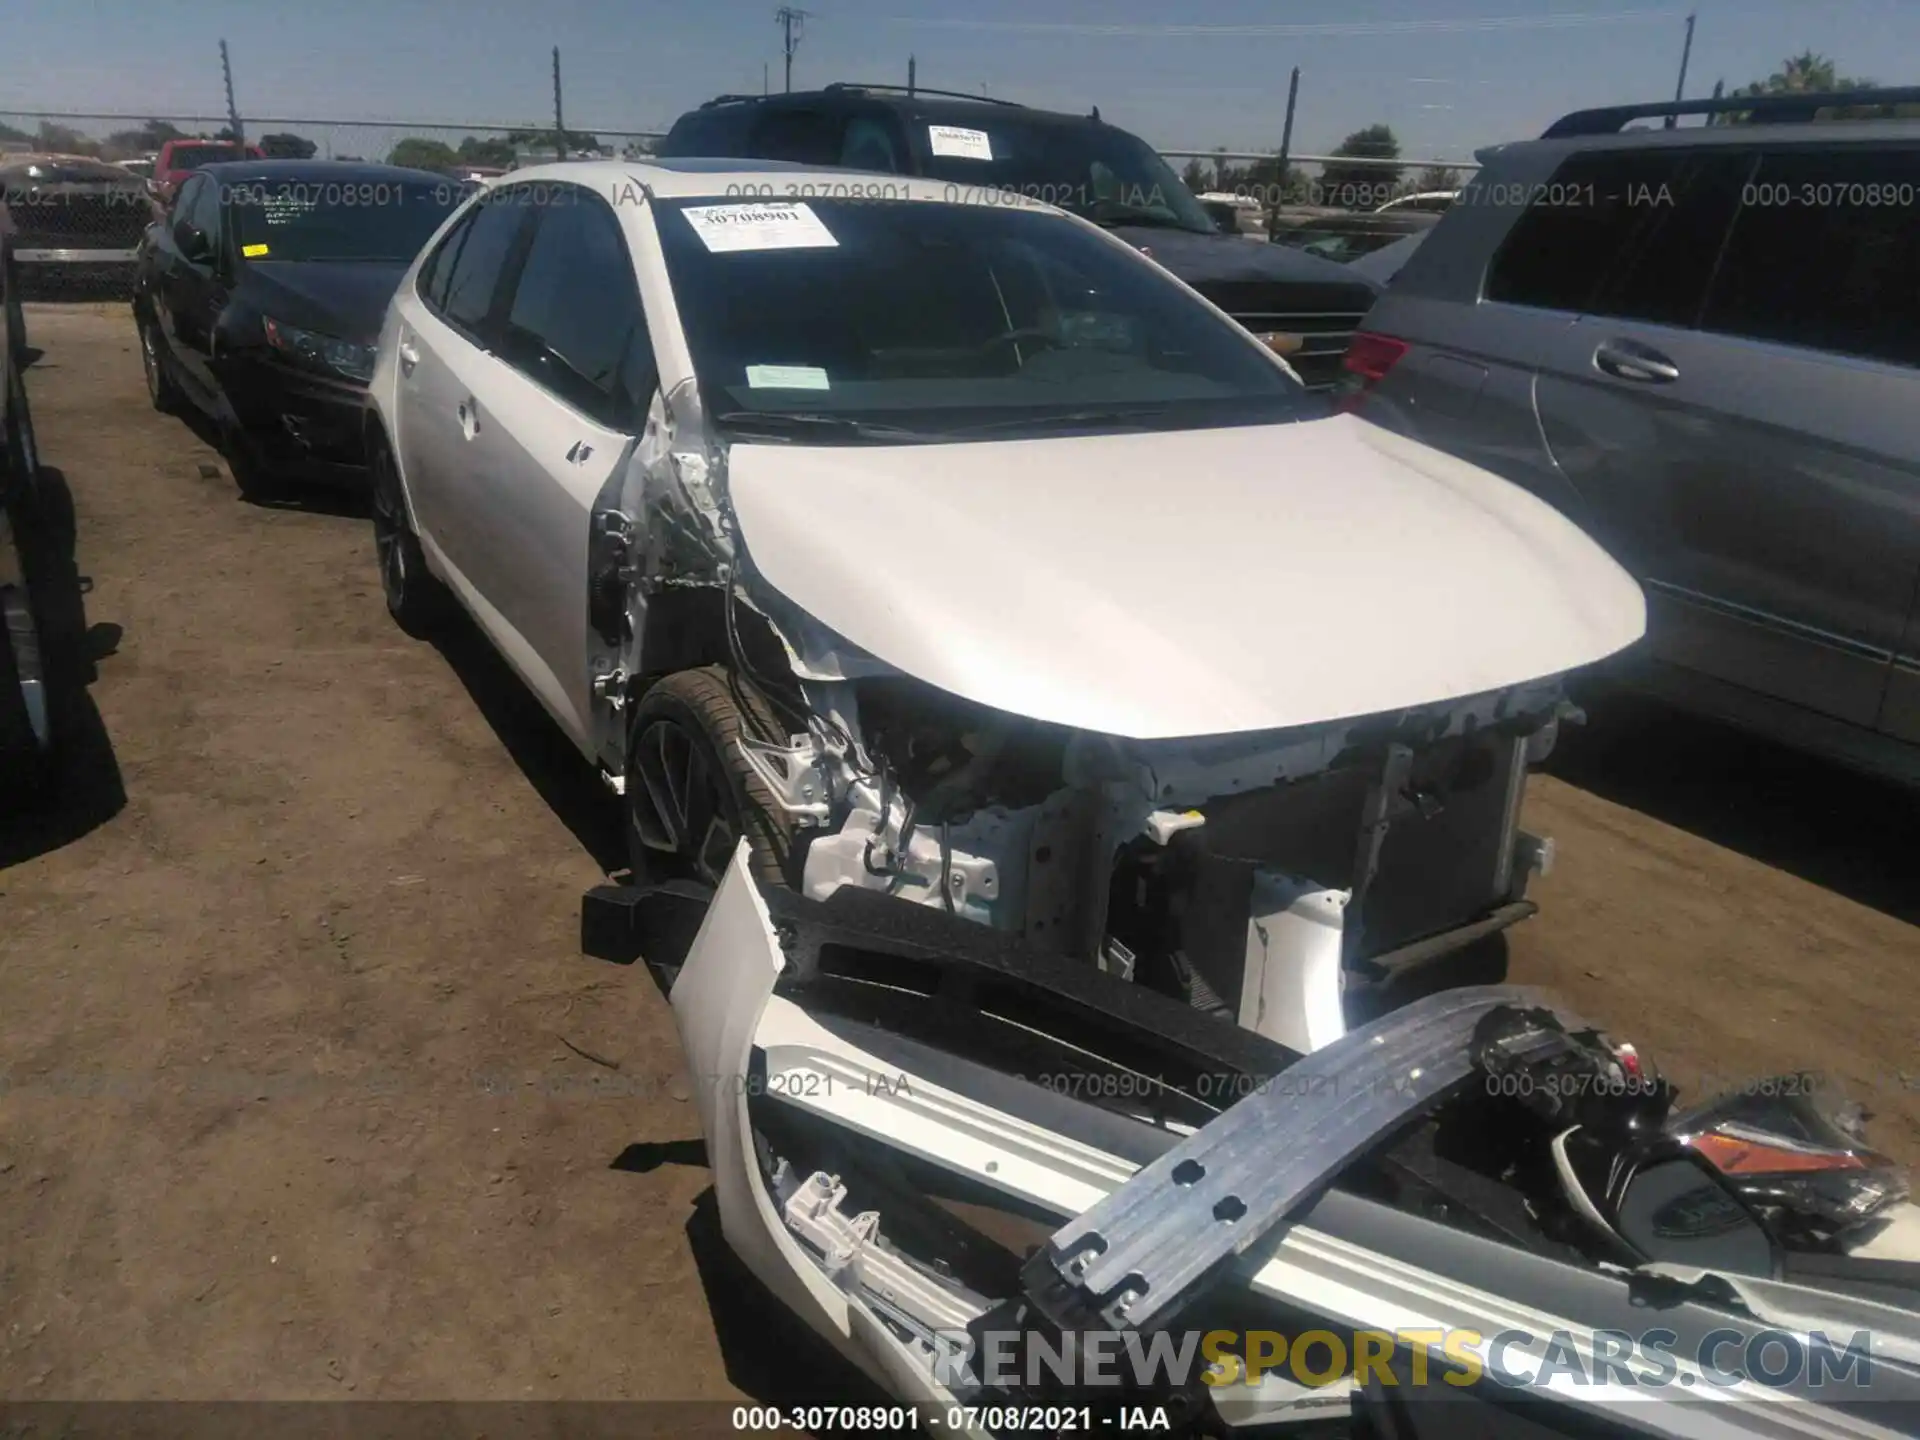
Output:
1345 89 1920 785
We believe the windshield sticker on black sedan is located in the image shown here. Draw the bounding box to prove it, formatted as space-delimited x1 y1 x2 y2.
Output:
928 125 993 161
680 201 839 253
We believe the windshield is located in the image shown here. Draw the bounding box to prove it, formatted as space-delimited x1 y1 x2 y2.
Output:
656 196 1315 442
229 181 465 263
904 118 1217 235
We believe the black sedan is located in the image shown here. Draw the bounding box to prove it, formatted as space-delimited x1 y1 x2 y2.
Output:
131 160 469 492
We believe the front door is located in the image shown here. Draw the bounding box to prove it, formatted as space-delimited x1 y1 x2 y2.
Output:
461 183 658 750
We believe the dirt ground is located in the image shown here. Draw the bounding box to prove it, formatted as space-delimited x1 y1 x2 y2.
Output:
2 303 1917 1403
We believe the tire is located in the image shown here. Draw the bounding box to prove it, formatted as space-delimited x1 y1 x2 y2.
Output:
137 310 182 414
624 665 798 892
368 437 450 637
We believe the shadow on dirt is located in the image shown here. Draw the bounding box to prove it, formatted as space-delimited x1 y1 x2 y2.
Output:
428 609 627 875
0 465 126 869
1546 683 1920 926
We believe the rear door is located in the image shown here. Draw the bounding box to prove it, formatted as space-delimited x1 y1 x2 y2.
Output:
391 189 533 590
1356 148 1595 522
459 183 656 750
1532 143 1920 730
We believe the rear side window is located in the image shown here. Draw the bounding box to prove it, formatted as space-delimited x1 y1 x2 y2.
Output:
498 188 656 429
1701 147 1920 370
415 209 469 310
661 107 755 157
439 192 529 337
1484 149 1744 317
748 107 847 165
839 116 905 172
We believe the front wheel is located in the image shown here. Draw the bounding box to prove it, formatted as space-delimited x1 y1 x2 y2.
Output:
369 439 450 637
624 666 798 892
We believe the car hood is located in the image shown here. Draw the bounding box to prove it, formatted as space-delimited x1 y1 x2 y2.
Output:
1102 223 1383 296
244 260 409 345
725 417 1646 740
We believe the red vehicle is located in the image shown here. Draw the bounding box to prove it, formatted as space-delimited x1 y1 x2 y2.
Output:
152 138 264 203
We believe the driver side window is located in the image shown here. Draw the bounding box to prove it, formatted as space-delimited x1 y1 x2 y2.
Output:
496 187 657 431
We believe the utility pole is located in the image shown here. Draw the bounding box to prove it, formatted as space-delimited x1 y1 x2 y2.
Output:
1667 12 1696 129
764 62 770 95
908 54 916 95
553 47 567 159
776 7 811 93
1274 66 1301 227
219 40 244 143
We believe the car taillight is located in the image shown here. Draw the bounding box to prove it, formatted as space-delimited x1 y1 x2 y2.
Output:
1334 331 1408 414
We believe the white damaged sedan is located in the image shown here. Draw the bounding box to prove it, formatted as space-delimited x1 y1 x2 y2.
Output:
366 160 1645 1052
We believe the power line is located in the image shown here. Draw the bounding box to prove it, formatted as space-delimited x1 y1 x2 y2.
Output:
882 8 1684 38
776 7 813 93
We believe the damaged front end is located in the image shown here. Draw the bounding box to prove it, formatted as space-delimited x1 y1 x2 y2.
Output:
585 388 1610 1052
661 846 1920 1439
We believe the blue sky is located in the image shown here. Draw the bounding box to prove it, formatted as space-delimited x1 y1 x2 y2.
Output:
6 0 1918 159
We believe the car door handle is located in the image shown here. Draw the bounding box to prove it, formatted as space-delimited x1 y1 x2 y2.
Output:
397 338 419 374
457 399 480 439
1593 339 1680 384
565 441 594 464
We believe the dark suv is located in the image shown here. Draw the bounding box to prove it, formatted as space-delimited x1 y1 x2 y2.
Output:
657 84 1381 391
1346 88 1920 785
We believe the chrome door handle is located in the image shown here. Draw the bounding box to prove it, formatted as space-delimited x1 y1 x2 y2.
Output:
1593 340 1679 384
397 338 419 374
457 399 479 439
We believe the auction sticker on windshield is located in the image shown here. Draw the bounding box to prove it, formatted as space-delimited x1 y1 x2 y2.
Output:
746 365 831 390
680 201 839 253
928 125 994 161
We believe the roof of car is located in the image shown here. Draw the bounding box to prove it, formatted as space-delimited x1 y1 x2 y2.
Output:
188 158 453 187
682 85 1114 131
497 158 1073 212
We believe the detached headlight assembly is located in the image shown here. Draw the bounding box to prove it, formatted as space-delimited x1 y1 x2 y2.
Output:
262 316 375 383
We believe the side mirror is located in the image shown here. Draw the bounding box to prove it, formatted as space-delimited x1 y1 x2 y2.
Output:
177 224 212 264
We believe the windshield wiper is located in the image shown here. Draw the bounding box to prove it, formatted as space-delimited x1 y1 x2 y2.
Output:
1084 203 1209 234
946 407 1171 437
712 410 950 444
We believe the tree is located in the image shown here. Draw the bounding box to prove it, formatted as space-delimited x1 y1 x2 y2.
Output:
0 119 30 144
456 135 517 168
258 132 318 159
1317 124 1401 209
1181 157 1209 193
35 121 100 156
506 127 603 155
103 120 185 158
1412 164 1460 194
1711 50 1913 123
388 137 459 172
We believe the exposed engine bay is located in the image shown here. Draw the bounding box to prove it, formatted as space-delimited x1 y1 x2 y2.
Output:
728 652 1566 1054
632 848 1920 1440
